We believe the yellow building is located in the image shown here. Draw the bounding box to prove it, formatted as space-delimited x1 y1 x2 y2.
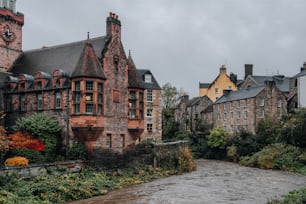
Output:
199 65 238 102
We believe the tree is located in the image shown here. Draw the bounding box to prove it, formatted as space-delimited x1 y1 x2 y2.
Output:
207 126 229 149
162 83 179 108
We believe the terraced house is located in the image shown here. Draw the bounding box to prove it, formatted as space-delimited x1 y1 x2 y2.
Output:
0 1 162 154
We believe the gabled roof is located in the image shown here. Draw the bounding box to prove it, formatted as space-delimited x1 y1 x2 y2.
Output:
127 53 145 89
10 36 109 77
71 40 105 79
215 85 265 104
247 75 290 92
137 69 161 90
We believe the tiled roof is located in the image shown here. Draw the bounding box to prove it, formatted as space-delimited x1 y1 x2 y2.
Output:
10 36 109 77
215 85 265 104
293 69 306 78
71 40 105 79
137 69 161 90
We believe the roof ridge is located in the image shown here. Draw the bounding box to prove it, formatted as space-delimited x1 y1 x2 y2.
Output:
24 36 106 53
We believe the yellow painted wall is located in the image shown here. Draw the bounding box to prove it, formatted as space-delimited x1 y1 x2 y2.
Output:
199 66 237 102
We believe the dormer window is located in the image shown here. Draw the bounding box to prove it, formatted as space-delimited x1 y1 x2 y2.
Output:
36 81 42 90
55 79 60 88
145 74 152 83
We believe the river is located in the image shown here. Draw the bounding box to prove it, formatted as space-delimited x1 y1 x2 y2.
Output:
69 159 306 204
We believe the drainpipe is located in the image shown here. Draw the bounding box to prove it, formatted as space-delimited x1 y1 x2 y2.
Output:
65 86 70 158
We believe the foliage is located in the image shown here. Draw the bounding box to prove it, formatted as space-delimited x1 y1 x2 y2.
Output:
268 187 306 204
162 108 180 141
0 161 185 203
207 127 228 149
67 142 87 160
11 113 61 162
256 117 281 146
175 130 192 141
8 132 45 152
162 83 179 109
5 148 45 164
239 143 305 172
4 156 29 167
227 145 237 161
177 147 197 172
277 108 306 148
0 126 9 164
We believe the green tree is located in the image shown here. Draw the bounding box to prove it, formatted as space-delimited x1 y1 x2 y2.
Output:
162 83 178 108
207 126 229 149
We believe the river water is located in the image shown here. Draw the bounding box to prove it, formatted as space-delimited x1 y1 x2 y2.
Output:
69 159 306 204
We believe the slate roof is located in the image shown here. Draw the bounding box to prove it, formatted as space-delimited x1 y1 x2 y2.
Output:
215 85 265 104
199 83 210 88
10 36 109 77
293 69 306 78
127 53 145 89
248 75 290 92
137 69 161 90
71 40 106 79
187 97 200 107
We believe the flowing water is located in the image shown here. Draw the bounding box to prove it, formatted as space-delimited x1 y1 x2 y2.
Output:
69 159 306 204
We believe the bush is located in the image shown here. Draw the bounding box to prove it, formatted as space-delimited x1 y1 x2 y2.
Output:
239 143 305 172
207 127 228 149
177 147 196 172
5 148 45 164
67 142 87 160
4 156 29 167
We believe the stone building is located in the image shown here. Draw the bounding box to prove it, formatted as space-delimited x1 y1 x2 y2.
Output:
199 65 238 102
137 69 162 141
0 2 162 153
175 94 212 132
290 62 306 109
213 81 287 134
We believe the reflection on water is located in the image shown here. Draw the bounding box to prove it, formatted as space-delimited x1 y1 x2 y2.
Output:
69 159 306 204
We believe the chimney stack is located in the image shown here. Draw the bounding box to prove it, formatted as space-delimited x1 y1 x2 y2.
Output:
106 12 121 38
219 65 226 75
244 64 253 79
301 62 306 72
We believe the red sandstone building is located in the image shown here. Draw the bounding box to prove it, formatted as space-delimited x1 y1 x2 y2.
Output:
0 1 162 153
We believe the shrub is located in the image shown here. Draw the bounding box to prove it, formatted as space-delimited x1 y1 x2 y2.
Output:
177 147 196 172
207 127 228 149
67 142 87 160
4 156 29 167
5 148 45 164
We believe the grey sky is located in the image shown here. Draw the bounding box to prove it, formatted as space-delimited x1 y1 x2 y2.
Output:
18 0 306 97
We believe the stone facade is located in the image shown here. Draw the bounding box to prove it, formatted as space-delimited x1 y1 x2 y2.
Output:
0 4 163 154
213 81 287 134
175 94 213 132
0 3 24 72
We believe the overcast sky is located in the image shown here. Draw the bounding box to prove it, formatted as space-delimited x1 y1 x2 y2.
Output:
18 0 306 97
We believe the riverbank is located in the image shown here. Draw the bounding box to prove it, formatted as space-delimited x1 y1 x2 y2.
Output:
69 159 306 204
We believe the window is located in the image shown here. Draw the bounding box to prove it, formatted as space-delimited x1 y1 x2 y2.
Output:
20 83 25 91
147 89 153 102
237 111 241 119
244 99 248 107
237 101 240 109
139 92 144 119
228 86 232 90
37 93 42 110
230 112 233 119
147 124 153 132
36 81 42 89
120 134 125 148
147 109 153 117
277 99 282 108
86 81 93 90
259 109 265 118
55 79 60 88
20 95 25 111
215 88 219 94
244 111 248 119
145 74 152 83
223 113 227 121
229 102 233 109
106 134 112 148
74 81 81 114
259 98 265 107
55 92 61 109
98 83 103 115
223 103 226 110
86 104 94 114
129 91 137 119
217 113 220 121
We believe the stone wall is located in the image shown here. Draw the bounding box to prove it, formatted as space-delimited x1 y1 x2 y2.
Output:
0 160 84 179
